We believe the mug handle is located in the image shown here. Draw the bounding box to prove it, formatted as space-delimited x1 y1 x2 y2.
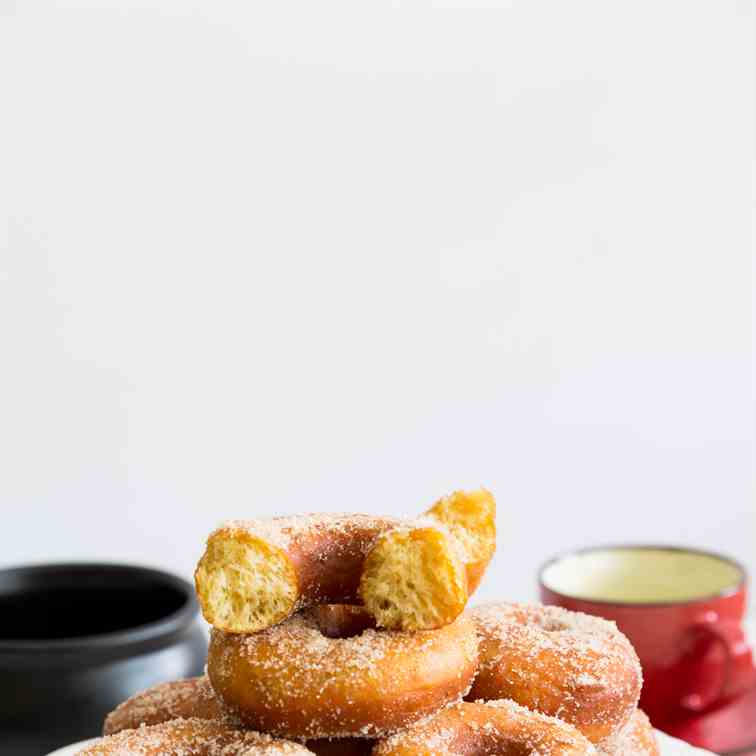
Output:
679 618 754 713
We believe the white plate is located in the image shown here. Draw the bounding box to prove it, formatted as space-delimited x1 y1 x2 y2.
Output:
46 732 712 755
46 740 98 756
655 731 714 754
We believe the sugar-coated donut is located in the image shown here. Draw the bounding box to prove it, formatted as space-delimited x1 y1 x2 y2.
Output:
101 675 375 756
372 700 596 756
207 607 479 738
196 513 397 634
468 603 642 744
599 710 658 756
77 718 314 755
194 489 495 633
103 677 235 735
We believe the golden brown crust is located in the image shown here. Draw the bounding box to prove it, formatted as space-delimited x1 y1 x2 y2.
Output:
102 684 652 756
103 677 235 736
467 603 642 745
78 718 314 755
598 710 658 756
102 676 376 755
372 700 596 756
207 609 479 738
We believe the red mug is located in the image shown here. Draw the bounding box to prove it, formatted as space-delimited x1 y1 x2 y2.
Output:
539 545 755 729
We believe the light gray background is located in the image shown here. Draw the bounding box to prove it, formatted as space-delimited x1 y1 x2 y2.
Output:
1 1 753 605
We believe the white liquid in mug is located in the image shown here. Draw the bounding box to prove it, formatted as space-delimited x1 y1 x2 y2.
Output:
542 548 743 604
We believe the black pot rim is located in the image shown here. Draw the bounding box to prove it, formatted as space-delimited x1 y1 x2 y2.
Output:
538 543 747 608
0 562 199 656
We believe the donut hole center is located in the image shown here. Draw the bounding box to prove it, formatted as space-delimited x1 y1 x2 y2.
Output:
310 605 377 639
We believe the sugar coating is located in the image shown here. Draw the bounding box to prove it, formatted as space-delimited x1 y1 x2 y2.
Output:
214 513 467 570
469 603 642 741
598 710 659 755
374 700 596 755
77 717 314 755
208 609 479 739
213 514 404 553
103 678 237 736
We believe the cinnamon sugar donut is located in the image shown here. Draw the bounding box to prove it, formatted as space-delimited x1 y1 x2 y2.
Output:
207 607 479 738
78 718 313 755
468 603 642 744
372 700 596 756
195 489 495 633
102 608 383 738
103 677 235 736
102 675 375 756
599 710 658 756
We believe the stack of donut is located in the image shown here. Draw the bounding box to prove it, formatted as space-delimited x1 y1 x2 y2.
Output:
80 489 658 756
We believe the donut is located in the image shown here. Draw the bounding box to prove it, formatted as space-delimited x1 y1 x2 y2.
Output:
372 700 596 756
467 603 642 744
195 489 495 633
101 675 375 756
206 606 479 738
77 718 313 755
102 677 235 735
599 710 658 756
102 608 379 737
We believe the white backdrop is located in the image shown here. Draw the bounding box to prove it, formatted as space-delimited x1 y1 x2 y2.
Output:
0 1 753 605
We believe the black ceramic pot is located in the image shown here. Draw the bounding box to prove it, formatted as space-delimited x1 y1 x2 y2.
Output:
0 563 207 756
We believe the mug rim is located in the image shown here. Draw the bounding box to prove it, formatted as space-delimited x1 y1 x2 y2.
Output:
0 562 198 656
538 543 747 608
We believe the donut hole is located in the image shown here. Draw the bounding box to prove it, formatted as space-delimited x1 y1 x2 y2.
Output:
308 605 377 639
207 611 480 739
468 604 643 745
195 535 297 633
359 527 468 630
